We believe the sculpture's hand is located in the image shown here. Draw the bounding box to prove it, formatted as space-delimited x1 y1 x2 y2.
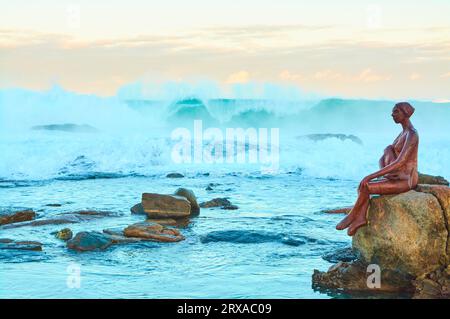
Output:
358 175 374 191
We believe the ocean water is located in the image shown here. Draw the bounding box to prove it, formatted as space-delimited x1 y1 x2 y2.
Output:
0 85 449 298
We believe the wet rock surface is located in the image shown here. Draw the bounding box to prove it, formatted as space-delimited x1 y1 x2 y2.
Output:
166 173 184 178
53 228 73 241
67 231 114 252
2 210 120 229
174 188 200 216
312 260 415 295
124 222 184 242
322 247 358 263
200 198 238 210
141 193 191 219
0 238 43 251
0 208 36 226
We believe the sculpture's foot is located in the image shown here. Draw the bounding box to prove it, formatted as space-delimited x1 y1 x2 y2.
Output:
335 213 354 230
347 215 368 236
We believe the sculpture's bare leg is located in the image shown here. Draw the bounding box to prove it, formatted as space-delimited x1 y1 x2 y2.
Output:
346 179 412 236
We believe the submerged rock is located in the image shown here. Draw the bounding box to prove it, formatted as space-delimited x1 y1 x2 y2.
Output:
0 239 43 251
2 210 120 229
417 173 449 186
322 247 358 263
199 198 238 210
322 206 352 214
312 260 415 294
53 228 73 241
353 187 449 277
124 222 184 242
200 230 307 246
166 173 184 178
300 133 363 145
174 188 200 216
67 231 114 252
141 193 191 219
130 203 145 215
0 208 36 226
31 123 98 133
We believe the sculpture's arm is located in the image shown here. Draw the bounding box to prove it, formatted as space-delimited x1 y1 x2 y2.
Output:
364 131 418 181
379 145 394 168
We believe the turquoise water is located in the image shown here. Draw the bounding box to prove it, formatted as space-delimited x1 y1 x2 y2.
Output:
1 174 354 298
1 86 449 298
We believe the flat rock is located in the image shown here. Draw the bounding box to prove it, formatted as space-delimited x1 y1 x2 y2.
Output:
124 222 185 242
418 173 449 186
0 208 36 226
141 193 191 219
0 238 43 251
2 210 120 229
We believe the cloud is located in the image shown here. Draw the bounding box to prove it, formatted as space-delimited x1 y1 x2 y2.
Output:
226 71 250 84
409 73 421 81
441 72 450 78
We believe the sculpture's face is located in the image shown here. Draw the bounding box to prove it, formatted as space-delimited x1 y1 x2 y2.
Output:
392 106 405 123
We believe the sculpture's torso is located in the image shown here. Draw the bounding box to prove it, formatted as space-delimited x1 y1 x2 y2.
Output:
383 128 419 188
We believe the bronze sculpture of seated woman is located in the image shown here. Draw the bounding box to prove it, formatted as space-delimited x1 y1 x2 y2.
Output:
336 102 419 236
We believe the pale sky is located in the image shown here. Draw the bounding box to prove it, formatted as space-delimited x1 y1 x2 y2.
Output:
1 0 449 100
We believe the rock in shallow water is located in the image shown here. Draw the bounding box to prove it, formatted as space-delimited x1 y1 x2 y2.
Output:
124 222 184 242
0 238 43 251
53 228 73 241
200 230 309 246
413 265 450 299
67 231 113 252
2 210 120 229
0 208 35 226
174 188 200 216
199 198 238 210
141 193 191 219
322 247 358 263
312 260 415 294
166 173 184 178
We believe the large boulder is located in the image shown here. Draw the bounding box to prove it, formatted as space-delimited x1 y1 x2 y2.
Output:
0 208 35 226
141 193 191 219
174 188 200 216
353 187 449 277
314 184 450 296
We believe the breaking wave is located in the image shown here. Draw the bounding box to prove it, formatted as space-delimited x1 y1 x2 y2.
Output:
1 82 449 183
